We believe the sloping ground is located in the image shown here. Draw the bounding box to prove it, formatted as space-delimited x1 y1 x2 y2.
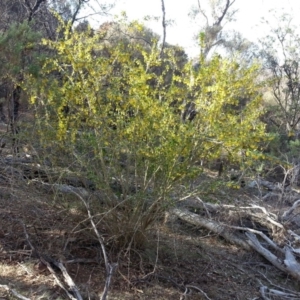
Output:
0 175 298 300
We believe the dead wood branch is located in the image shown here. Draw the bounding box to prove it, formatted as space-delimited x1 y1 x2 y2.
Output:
257 179 284 192
69 190 118 300
288 230 300 243
239 205 277 220
2 158 95 190
181 198 285 234
20 219 83 300
284 247 300 280
257 271 300 299
172 205 300 281
171 208 251 250
0 284 30 300
40 256 81 300
180 196 218 215
227 225 284 254
185 284 212 300
282 199 300 221
236 204 283 230
260 285 300 300
45 182 90 198
245 232 288 273
52 261 83 300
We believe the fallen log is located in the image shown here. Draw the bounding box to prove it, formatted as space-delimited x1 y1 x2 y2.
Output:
171 206 300 281
171 208 251 250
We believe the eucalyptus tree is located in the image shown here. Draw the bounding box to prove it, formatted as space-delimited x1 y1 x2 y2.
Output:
260 12 300 138
190 0 238 58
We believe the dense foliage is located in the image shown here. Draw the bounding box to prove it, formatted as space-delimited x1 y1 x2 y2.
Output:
24 19 268 247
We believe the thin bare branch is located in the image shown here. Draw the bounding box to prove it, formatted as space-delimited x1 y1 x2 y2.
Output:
69 190 118 300
214 0 236 26
23 0 47 22
160 0 167 57
40 256 79 300
197 0 209 26
186 284 213 300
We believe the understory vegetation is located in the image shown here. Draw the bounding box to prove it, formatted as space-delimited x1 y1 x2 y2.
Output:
1 1 300 299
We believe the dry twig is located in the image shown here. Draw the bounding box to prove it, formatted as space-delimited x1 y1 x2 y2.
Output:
20 219 83 300
69 190 118 300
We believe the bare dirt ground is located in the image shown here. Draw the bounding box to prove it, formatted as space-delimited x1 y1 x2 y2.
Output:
0 175 299 300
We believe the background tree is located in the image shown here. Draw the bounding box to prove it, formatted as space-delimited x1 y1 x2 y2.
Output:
0 21 42 150
0 0 58 38
0 0 54 140
190 0 238 58
222 31 260 64
260 12 300 140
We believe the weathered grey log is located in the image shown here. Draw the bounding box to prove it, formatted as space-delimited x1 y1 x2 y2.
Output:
282 199 300 221
245 232 287 273
284 247 300 280
171 208 251 250
172 206 300 281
